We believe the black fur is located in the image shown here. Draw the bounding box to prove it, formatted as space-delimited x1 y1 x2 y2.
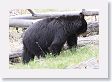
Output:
22 13 87 64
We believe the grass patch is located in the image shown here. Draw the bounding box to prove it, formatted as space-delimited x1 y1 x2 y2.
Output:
9 44 98 69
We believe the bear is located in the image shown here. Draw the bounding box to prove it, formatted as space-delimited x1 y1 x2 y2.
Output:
22 13 87 64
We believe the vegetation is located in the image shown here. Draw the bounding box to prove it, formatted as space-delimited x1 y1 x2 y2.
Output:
9 44 98 69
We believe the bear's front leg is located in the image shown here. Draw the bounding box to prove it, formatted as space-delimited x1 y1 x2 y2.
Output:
49 34 67 55
49 43 63 55
67 34 77 49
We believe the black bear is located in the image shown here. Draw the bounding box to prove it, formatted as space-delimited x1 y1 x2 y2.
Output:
22 13 87 64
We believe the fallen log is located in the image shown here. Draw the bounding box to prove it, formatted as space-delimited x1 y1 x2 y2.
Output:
9 35 99 63
9 50 23 64
9 10 99 20
9 19 42 28
9 51 22 59
9 19 33 27
9 9 99 27
9 18 99 28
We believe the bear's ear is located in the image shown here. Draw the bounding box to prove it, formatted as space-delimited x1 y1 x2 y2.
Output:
79 13 84 19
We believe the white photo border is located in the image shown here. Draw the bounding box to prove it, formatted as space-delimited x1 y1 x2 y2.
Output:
0 0 108 78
